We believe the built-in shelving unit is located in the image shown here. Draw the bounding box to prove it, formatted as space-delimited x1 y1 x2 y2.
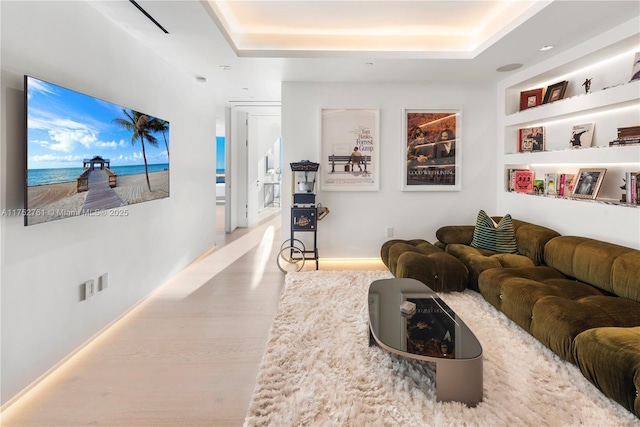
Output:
496 18 640 248
499 18 640 205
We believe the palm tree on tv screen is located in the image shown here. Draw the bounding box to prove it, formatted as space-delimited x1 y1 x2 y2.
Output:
151 118 170 160
112 109 158 192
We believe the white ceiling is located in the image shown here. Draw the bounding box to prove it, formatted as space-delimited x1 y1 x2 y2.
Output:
89 0 640 119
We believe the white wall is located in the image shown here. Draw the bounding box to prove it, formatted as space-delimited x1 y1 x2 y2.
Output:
0 1 217 405
281 82 497 258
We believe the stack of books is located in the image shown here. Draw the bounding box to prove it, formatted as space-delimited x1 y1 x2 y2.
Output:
609 126 640 146
624 171 640 204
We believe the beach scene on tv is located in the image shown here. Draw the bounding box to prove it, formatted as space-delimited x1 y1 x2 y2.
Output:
25 76 169 226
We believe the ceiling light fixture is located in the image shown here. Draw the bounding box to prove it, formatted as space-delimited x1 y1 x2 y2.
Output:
219 65 232 71
539 45 555 51
496 63 522 72
195 76 208 83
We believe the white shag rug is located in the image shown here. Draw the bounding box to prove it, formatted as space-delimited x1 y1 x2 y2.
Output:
244 270 639 427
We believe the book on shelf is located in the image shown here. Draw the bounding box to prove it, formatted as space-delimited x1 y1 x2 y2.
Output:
630 52 640 82
545 173 558 195
618 126 640 138
625 172 640 204
533 179 544 195
570 123 595 148
513 170 534 193
609 138 640 146
558 173 576 197
507 168 526 192
518 127 545 152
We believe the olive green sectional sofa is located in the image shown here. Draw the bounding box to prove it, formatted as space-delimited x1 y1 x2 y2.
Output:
381 215 640 417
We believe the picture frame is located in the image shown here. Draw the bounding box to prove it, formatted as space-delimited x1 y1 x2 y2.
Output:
402 109 461 191
542 81 569 104
572 168 606 199
320 108 380 191
519 88 544 111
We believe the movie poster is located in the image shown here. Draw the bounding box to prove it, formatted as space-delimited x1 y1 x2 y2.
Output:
403 110 461 191
321 109 379 191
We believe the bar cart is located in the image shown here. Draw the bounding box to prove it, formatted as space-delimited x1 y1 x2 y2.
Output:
277 160 329 273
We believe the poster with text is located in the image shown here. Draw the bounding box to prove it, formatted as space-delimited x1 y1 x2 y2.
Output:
321 109 379 191
402 110 461 191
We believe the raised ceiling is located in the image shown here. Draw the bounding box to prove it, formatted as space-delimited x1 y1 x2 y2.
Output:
89 1 640 116
205 0 546 57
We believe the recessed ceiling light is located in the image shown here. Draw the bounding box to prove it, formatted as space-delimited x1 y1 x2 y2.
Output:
539 45 555 51
496 63 523 72
219 65 232 71
195 76 207 83
365 62 374 66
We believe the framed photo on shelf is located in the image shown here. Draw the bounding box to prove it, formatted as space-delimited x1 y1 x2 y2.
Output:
572 168 606 199
402 109 461 191
320 108 380 191
519 88 544 111
542 81 569 104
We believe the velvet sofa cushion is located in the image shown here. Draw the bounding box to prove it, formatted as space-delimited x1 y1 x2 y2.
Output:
478 267 599 332
531 295 640 363
544 236 640 302
446 244 535 291
380 239 430 272
380 239 468 292
573 326 640 417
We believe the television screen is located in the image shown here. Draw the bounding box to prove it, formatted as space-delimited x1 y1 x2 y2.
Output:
24 75 170 226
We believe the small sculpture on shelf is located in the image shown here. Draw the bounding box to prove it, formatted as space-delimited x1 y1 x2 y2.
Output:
582 78 592 94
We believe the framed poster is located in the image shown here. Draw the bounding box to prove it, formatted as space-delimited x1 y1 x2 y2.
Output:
320 108 379 191
402 109 461 191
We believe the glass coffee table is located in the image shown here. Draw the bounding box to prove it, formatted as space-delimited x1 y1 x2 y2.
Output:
368 278 483 406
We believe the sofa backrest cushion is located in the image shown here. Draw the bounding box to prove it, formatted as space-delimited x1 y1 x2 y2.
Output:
512 220 561 265
544 236 640 302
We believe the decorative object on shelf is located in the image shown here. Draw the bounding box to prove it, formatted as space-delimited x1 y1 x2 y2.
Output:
519 88 544 111
570 123 595 148
321 108 379 191
630 52 640 82
572 168 606 199
582 78 592 93
544 173 558 195
402 109 461 191
558 173 576 197
610 126 640 146
542 80 569 104
518 126 545 152
513 170 534 193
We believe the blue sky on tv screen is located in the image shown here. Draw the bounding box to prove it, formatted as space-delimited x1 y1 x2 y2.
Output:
26 76 170 170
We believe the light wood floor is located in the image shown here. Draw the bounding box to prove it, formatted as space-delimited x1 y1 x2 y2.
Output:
1 205 385 426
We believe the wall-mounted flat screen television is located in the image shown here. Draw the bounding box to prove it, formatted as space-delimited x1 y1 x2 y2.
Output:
24 75 170 226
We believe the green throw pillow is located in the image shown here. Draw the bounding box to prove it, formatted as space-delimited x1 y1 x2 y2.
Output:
470 210 517 254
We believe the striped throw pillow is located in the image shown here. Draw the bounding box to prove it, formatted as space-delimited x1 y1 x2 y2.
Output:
470 210 518 254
